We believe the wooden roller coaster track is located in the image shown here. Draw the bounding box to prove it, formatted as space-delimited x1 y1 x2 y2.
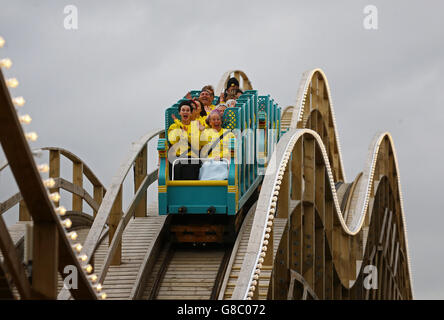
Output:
0 47 413 300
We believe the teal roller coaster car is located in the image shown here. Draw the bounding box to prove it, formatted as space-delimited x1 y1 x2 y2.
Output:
157 90 282 243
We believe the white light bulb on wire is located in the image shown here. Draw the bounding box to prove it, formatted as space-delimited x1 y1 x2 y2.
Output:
13 96 26 107
19 114 32 124
84 264 93 274
43 178 55 188
6 78 19 88
25 132 38 142
0 36 5 48
62 218 72 229
49 192 61 202
73 243 82 253
56 206 67 216
68 231 78 241
78 254 88 262
0 58 12 69
37 164 49 173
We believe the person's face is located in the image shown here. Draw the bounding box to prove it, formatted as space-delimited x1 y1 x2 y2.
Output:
199 90 213 106
179 105 192 122
210 113 222 129
227 87 237 96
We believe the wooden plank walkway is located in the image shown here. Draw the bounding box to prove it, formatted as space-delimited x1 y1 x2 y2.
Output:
96 216 166 300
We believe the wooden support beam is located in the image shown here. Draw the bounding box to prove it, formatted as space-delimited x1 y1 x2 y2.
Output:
302 203 315 290
49 150 61 208
314 215 325 299
290 204 302 275
109 186 122 265
72 162 83 212
93 185 104 218
0 216 32 299
134 145 147 217
32 222 58 298
277 169 290 219
291 139 303 200
19 199 31 221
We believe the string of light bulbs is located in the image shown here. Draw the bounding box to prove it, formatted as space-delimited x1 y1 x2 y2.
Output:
1 35 106 300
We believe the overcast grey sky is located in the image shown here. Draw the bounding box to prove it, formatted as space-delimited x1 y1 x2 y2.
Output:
0 0 443 299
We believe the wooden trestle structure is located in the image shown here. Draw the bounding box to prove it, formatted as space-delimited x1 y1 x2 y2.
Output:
0 44 413 301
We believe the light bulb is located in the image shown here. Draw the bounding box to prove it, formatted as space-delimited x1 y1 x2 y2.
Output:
68 231 78 241
95 284 103 293
25 132 38 142
78 254 87 262
89 274 98 283
0 58 12 69
13 96 26 107
43 178 55 188
73 243 82 253
100 293 107 300
62 218 72 229
0 36 5 48
19 114 32 124
84 264 93 274
37 164 49 173
56 206 67 216
49 192 61 202
6 78 19 88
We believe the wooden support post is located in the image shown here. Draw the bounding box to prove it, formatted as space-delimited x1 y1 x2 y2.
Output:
93 185 104 218
134 145 147 218
277 169 290 219
303 203 315 291
324 196 334 299
291 139 303 200
315 216 325 299
19 199 31 221
32 222 58 298
290 204 303 275
0 216 32 299
72 162 83 212
333 270 342 299
49 150 60 208
109 187 122 265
